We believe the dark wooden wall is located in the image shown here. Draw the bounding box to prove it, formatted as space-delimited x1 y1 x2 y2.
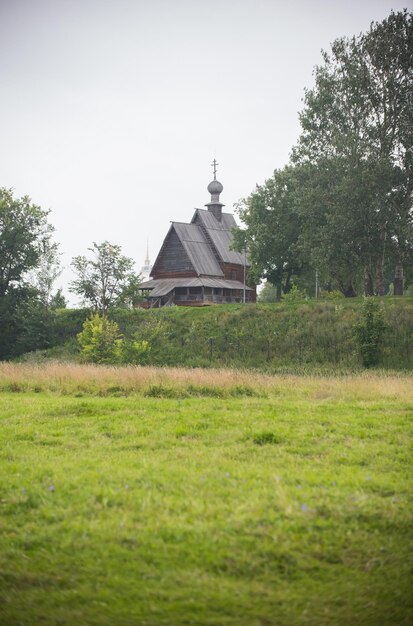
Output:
153 230 195 277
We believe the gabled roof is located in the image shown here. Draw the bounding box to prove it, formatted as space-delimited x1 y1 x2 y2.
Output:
151 222 224 278
173 222 224 277
192 209 247 266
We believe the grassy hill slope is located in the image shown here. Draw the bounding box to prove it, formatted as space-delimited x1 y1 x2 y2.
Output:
27 297 413 371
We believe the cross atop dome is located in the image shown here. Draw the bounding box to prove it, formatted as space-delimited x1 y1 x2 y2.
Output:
211 158 218 181
206 158 224 221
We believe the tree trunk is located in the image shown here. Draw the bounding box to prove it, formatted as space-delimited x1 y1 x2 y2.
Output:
275 284 282 302
364 267 374 296
283 269 293 294
336 276 357 297
342 284 357 297
375 255 385 296
394 263 404 296
375 230 386 296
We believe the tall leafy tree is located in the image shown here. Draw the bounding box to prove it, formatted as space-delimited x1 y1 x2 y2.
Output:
294 157 389 296
70 241 141 314
27 240 62 306
233 166 305 300
0 188 54 297
363 10 413 294
293 9 413 295
0 188 57 358
236 11 412 297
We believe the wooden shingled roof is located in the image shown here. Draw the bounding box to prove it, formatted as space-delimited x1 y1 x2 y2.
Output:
172 222 223 277
192 209 248 266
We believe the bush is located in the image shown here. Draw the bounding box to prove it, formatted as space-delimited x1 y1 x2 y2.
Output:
122 338 151 364
77 314 124 364
282 285 307 303
353 299 387 368
320 289 345 300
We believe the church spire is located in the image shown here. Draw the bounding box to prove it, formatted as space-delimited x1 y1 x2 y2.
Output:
205 158 224 221
140 241 152 280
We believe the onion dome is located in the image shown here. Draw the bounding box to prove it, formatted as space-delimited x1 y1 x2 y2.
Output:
207 179 224 195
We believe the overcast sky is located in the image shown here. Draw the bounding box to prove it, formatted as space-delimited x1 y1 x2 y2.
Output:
0 0 410 304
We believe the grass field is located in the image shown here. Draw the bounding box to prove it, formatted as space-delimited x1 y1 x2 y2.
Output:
0 364 412 625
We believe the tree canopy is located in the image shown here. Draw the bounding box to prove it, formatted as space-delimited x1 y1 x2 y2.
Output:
70 241 142 314
0 188 61 358
0 188 54 297
235 10 413 297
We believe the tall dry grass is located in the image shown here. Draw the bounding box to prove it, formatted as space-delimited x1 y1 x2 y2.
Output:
0 361 412 401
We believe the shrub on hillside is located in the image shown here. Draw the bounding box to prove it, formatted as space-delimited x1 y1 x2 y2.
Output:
353 299 387 368
77 313 153 365
77 314 124 364
319 289 345 300
282 285 307 303
122 337 151 364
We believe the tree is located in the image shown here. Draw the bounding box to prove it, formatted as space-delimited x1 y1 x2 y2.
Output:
233 166 306 300
353 299 387 367
27 240 62 306
0 188 54 297
77 313 151 364
77 313 124 363
293 158 374 296
258 281 278 303
119 273 145 308
70 241 141 314
0 188 57 359
293 10 413 296
49 289 67 309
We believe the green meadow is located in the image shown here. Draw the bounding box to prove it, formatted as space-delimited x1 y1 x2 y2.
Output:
0 364 412 625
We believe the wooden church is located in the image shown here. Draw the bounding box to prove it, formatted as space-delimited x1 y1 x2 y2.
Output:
139 163 256 307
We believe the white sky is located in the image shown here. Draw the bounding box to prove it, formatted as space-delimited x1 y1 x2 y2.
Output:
0 0 410 304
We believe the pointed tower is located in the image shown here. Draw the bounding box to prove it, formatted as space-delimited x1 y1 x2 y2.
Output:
205 158 224 221
140 241 152 281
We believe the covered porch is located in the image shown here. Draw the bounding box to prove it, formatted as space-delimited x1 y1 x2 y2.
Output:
139 277 254 307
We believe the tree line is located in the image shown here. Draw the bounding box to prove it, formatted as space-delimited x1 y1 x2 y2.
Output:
0 188 142 359
234 10 413 299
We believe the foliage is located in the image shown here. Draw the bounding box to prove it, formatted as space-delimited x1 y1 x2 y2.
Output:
294 10 413 296
77 314 124 364
77 313 154 365
257 281 279 303
235 11 413 297
27 240 62 306
26 299 413 371
49 289 67 309
0 188 60 359
233 166 306 297
51 308 90 345
353 299 388 367
70 241 141 314
281 284 307 303
320 289 345 300
0 188 54 297
0 288 56 359
121 338 151 364
119 274 145 307
0 376 412 624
